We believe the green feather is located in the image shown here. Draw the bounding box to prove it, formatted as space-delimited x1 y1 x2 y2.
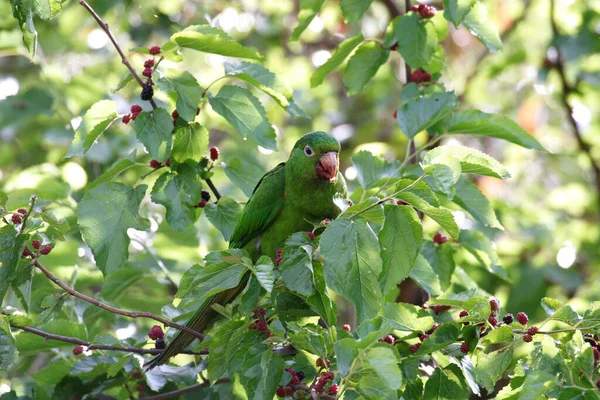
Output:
145 131 347 370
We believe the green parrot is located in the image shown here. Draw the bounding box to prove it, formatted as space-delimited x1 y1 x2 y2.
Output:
145 131 347 369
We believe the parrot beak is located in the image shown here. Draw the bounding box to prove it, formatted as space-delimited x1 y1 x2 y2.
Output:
316 152 338 183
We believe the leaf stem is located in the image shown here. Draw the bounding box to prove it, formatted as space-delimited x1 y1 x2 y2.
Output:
18 194 37 235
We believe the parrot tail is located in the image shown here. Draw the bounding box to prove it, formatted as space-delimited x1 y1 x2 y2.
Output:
144 274 250 370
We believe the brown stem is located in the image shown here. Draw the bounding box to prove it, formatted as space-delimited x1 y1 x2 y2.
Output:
29 252 205 340
78 0 157 109
380 0 401 17
205 178 222 201
10 324 207 355
19 194 37 235
549 0 600 215
138 378 231 400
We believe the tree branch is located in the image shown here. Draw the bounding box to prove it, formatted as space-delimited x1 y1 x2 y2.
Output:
79 0 157 109
28 252 205 340
10 324 207 356
549 0 600 216
205 178 222 201
138 378 231 400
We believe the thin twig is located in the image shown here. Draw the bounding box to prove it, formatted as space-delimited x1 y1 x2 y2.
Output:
138 378 231 400
19 194 37 235
28 253 205 340
78 0 157 109
549 0 600 215
205 178 222 201
10 324 207 355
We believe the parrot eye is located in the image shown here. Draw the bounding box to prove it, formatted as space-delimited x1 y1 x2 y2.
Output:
304 145 314 157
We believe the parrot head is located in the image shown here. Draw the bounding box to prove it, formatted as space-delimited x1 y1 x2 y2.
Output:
289 131 341 183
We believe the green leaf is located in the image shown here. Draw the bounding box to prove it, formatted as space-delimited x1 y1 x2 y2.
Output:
378 205 423 295
396 192 459 238
421 240 455 291
208 85 277 150
442 0 476 26
321 219 383 323
151 165 203 231
423 145 510 179
448 110 546 151
459 229 508 280
290 0 327 41
541 297 563 317
223 157 266 198
280 245 314 297
66 100 118 157
367 345 403 389
112 72 134 94
409 254 443 296
550 305 582 326
396 92 458 139
288 323 329 357
424 364 470 399
224 61 292 108
306 260 338 326
462 2 503 52
416 322 460 355
16 320 86 354
78 183 150 275
32 359 73 385
39 293 66 323
85 151 137 192
9 0 37 57
133 109 174 163
32 0 67 19
0 226 28 303
0 327 18 371
252 256 274 293
423 161 460 198
474 345 514 391
238 345 284 400
351 150 400 189
462 297 491 323
395 178 440 206
483 325 514 344
170 25 263 60
343 41 389 95
334 338 358 377
171 122 208 163
311 34 364 87
395 13 437 68
340 0 374 24
341 196 385 227
204 197 242 241
453 176 503 229
208 320 254 382
381 302 435 332
156 70 202 121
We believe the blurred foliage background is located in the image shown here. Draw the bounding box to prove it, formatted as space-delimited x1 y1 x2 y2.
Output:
0 0 599 395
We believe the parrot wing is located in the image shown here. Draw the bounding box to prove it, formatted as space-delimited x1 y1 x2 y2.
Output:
229 162 286 250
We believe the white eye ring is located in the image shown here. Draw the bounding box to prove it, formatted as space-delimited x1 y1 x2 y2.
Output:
304 145 314 157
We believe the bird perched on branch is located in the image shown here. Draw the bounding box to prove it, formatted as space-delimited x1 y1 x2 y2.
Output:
145 131 347 369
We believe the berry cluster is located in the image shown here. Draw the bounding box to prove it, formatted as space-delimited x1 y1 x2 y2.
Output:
379 334 396 346
73 345 84 356
248 308 272 337
122 104 143 124
138 46 160 101
409 69 432 83
275 248 283 264
194 190 211 209
584 334 600 366
314 371 336 394
433 232 448 245
148 325 166 349
22 238 53 258
411 323 440 352
306 231 315 241
149 159 170 169
276 368 307 398
10 208 27 225
410 3 436 18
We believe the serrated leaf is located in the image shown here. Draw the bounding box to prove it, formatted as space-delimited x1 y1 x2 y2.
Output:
78 183 150 275
463 2 502 52
448 110 545 151
351 150 400 189
442 0 476 26
474 345 514 391
416 322 460 355
0 328 18 370
397 192 459 238
85 151 137 192
306 260 338 326
409 254 443 296
381 302 435 332
395 13 437 69
253 256 274 293
151 165 203 231
423 161 460 198
423 145 510 179
171 122 208 163
288 324 329 357
379 205 423 295
224 61 292 108
238 345 284 400
462 297 491 323
133 109 173 163
280 246 314 297
156 70 202 121
208 320 254 382
367 346 403 389
421 240 455 291
66 100 118 157
453 176 503 229
321 219 383 323
0 226 28 303
340 0 374 24
341 196 385 228
112 72 134 94
335 338 358 377
208 85 277 150
223 157 266 198
33 0 67 20
551 305 582 326
343 41 389 95
483 326 514 344
204 197 242 242
424 364 470 399
541 297 563 317
311 34 364 87
170 25 263 60
10 0 37 57
290 0 327 41
459 229 508 280
396 91 458 139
